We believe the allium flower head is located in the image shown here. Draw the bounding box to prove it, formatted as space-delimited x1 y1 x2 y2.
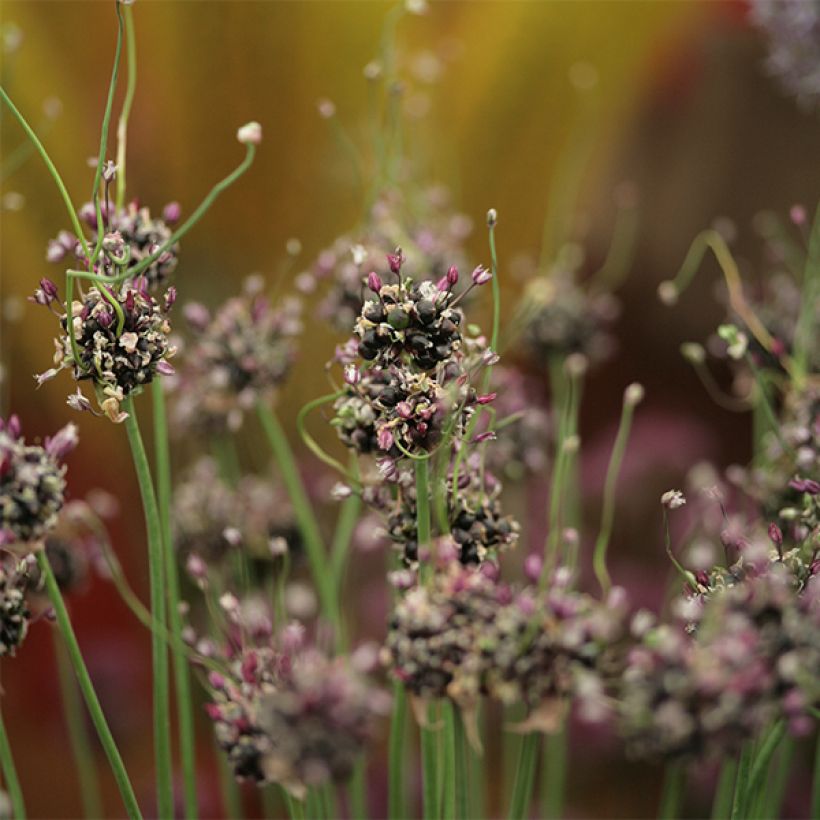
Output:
41 283 175 423
200 612 389 797
619 566 820 761
521 272 619 366
171 278 301 434
0 556 33 657
384 560 627 734
0 416 73 547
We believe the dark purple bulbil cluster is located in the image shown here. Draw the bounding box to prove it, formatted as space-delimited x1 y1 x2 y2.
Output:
0 415 75 547
383 556 628 732
380 456 519 567
197 607 389 797
620 566 820 761
0 556 34 658
34 280 176 423
47 200 180 290
171 277 301 434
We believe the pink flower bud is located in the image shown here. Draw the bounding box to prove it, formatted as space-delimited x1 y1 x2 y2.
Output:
163 202 181 223
45 423 79 460
367 271 383 293
377 427 394 451
471 265 492 286
768 522 783 547
523 553 543 582
387 249 404 274
343 364 360 385
476 393 497 405
447 265 459 286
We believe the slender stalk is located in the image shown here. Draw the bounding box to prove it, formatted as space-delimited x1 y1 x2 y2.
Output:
0 706 25 820
153 384 199 819
420 703 439 820
453 709 469 820
729 744 753 820
88 0 125 267
349 757 367 820
53 629 104 819
115 1 137 211
123 397 173 819
541 729 567 819
256 402 337 632
507 733 538 820
658 761 685 819
441 703 456 820
760 736 794 820
811 732 820 820
711 758 737 820
37 551 141 818
217 747 243 819
388 682 408 820
592 385 641 594
744 722 786 817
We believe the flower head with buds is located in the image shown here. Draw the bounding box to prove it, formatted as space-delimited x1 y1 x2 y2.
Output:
38 283 175 423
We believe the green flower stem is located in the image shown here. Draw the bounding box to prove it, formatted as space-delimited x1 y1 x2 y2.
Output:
388 682 409 820
282 790 304 820
152 384 199 819
441 704 456 820
89 0 124 267
507 732 538 820
592 386 641 595
730 744 753 820
711 758 737 820
0 704 25 820
794 201 820 383
349 757 367 820
760 735 794 819
53 629 104 819
37 551 141 818
541 728 567 820
256 402 337 633
420 703 439 820
0 86 90 260
123 397 174 819
811 732 820 820
217 746 243 819
115 1 137 211
658 761 685 819
453 709 469 820
744 721 786 818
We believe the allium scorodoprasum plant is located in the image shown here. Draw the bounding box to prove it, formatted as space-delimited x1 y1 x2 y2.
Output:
2 1 820 819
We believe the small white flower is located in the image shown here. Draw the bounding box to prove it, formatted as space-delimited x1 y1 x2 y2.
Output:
236 121 262 145
350 244 367 266
118 332 139 354
661 489 686 510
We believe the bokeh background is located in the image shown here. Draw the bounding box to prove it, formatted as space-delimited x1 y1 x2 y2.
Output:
1 1 819 817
